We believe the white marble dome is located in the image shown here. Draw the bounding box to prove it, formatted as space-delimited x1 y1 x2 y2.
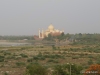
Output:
48 24 54 30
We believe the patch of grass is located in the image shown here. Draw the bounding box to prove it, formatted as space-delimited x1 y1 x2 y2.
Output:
47 59 59 63
16 62 26 66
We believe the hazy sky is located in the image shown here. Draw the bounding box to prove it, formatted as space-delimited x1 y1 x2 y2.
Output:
0 0 100 35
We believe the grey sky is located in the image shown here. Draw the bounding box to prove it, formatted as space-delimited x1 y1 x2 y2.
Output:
0 0 100 35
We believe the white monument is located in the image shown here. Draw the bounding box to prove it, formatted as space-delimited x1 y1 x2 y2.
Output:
39 24 64 39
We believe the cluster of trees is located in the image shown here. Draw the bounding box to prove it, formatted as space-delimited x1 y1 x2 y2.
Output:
73 33 100 45
74 33 100 42
24 63 83 75
44 33 100 45
1 33 100 43
44 33 100 41
0 36 34 40
43 33 71 41
24 63 100 75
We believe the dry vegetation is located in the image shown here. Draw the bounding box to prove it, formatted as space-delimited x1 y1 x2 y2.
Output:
0 44 100 75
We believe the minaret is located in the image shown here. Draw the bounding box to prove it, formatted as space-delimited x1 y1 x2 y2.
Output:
39 29 41 38
42 29 44 38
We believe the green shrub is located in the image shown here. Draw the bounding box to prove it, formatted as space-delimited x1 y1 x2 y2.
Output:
0 58 4 62
53 65 67 75
44 54 62 59
6 56 15 59
72 56 79 59
88 55 93 58
4 52 11 55
0 56 4 62
52 45 56 50
33 56 39 60
4 72 8 75
20 53 28 58
40 46 44 48
47 59 55 62
47 59 58 63
16 62 26 66
0 64 4 67
39 57 45 60
37 52 42 57
53 60 59 63
27 58 33 62
88 59 93 65
26 63 47 75
0 56 4 59
96 59 100 64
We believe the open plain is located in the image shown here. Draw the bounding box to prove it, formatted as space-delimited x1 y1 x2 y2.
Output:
0 42 100 75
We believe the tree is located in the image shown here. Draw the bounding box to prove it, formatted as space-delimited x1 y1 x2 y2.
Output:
67 64 83 75
52 45 56 50
79 33 82 37
61 32 65 36
52 65 68 75
25 63 47 75
43 34 54 41
84 64 100 75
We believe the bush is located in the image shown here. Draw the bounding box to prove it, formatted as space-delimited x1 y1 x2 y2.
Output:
20 54 28 58
40 46 44 48
88 59 93 65
37 52 42 57
26 63 47 75
72 56 79 59
33 56 39 60
47 59 55 62
52 45 56 50
88 55 93 58
27 58 33 62
0 58 4 62
33 55 46 61
44 54 62 59
53 65 67 75
96 59 100 64
4 51 11 55
6 56 15 59
16 62 25 66
47 59 59 63
0 56 4 59
0 56 4 62
4 72 8 75
39 57 45 60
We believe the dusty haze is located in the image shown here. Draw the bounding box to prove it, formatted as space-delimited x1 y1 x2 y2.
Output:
0 0 100 35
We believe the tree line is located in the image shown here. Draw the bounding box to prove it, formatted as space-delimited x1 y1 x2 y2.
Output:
24 63 100 75
0 35 34 40
43 33 100 44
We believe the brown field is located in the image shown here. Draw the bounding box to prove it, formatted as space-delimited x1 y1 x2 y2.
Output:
0 44 100 75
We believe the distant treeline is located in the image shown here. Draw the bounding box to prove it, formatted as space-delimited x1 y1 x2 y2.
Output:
73 33 100 45
74 33 100 41
0 36 34 40
43 33 100 44
0 33 100 42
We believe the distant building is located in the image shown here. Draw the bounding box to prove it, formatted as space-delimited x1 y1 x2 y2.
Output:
39 24 64 39
33 35 43 40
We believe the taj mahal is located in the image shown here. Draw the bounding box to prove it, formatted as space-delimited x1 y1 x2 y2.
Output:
39 24 64 39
